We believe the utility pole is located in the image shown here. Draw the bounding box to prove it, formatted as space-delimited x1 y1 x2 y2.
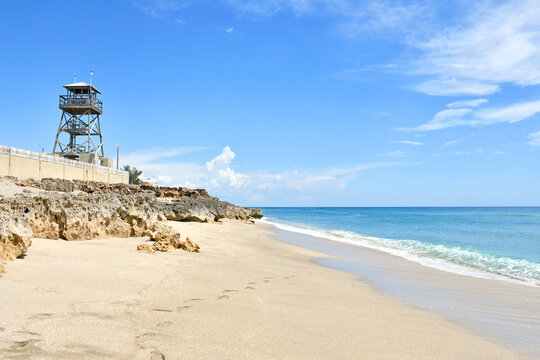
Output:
115 144 120 169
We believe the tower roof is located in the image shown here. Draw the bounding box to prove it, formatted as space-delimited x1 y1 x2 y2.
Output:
63 82 101 94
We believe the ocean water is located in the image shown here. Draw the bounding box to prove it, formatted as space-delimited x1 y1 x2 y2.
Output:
259 207 540 286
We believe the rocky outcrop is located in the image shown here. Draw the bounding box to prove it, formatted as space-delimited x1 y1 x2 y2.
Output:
157 198 263 223
0 212 33 274
11 177 210 199
0 193 163 241
137 243 156 254
183 237 200 253
0 177 262 274
145 224 200 253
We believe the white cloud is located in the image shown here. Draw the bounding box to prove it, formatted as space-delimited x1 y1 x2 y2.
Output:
225 27 235 33
223 0 313 17
415 79 499 97
205 146 247 188
221 0 430 36
378 150 412 157
447 98 488 108
337 1 430 38
413 0 540 96
123 145 412 198
443 139 459 147
399 99 540 132
251 162 410 192
132 0 185 17
528 131 540 146
121 146 208 166
475 99 540 124
433 149 503 157
398 108 473 132
393 140 423 146
443 133 474 147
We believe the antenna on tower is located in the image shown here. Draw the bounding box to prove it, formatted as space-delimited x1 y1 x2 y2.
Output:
90 71 94 86
74 73 77 82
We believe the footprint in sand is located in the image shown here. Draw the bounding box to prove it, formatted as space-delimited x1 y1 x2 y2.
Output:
155 321 173 329
150 350 165 360
10 339 42 350
223 289 238 293
15 330 41 336
248 281 257 285
218 295 229 300
245 286 255 290
184 298 204 303
176 305 192 311
151 309 172 313
29 313 53 320
135 332 159 349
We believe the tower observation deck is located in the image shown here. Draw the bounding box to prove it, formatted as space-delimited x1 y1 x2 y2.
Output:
53 81 105 162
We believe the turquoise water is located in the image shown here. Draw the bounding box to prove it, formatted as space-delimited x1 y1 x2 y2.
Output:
260 207 540 286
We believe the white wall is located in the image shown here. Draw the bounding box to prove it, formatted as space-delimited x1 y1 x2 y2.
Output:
0 145 128 184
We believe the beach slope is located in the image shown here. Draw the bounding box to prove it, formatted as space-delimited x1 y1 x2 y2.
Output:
0 220 529 359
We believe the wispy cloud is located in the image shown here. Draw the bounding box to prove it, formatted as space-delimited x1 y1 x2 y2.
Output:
222 0 431 37
476 99 540 124
393 140 423 146
443 133 474 147
399 99 540 132
132 0 185 17
398 108 472 132
432 149 503 157
122 146 208 165
336 1 431 38
124 145 413 198
447 99 488 108
222 0 313 17
412 0 540 96
528 131 540 146
378 150 413 157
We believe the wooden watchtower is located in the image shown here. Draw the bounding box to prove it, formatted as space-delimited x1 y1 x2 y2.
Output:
52 81 105 162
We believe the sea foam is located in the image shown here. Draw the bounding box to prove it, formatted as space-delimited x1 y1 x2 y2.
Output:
259 218 540 287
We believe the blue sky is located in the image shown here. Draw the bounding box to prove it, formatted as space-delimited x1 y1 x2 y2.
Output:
1 0 539 206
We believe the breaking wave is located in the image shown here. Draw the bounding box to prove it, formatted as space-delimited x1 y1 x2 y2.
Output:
259 218 540 287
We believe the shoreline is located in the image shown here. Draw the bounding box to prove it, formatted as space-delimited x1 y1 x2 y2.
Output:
0 220 532 359
267 223 540 358
258 217 539 287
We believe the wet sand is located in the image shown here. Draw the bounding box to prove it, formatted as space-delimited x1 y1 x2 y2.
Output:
273 228 540 358
0 220 531 359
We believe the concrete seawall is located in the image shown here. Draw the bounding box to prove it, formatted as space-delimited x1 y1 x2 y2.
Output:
0 145 128 184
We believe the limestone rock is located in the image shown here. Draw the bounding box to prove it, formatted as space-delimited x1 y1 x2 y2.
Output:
157 198 263 223
137 243 156 254
152 224 182 248
150 224 181 252
0 212 33 275
182 237 200 253
226 204 263 220
0 176 261 274
152 240 174 252
13 177 210 199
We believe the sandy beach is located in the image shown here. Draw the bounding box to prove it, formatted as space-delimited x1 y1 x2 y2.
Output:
0 220 532 359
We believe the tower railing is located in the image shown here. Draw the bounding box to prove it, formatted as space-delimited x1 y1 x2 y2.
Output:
59 95 103 111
